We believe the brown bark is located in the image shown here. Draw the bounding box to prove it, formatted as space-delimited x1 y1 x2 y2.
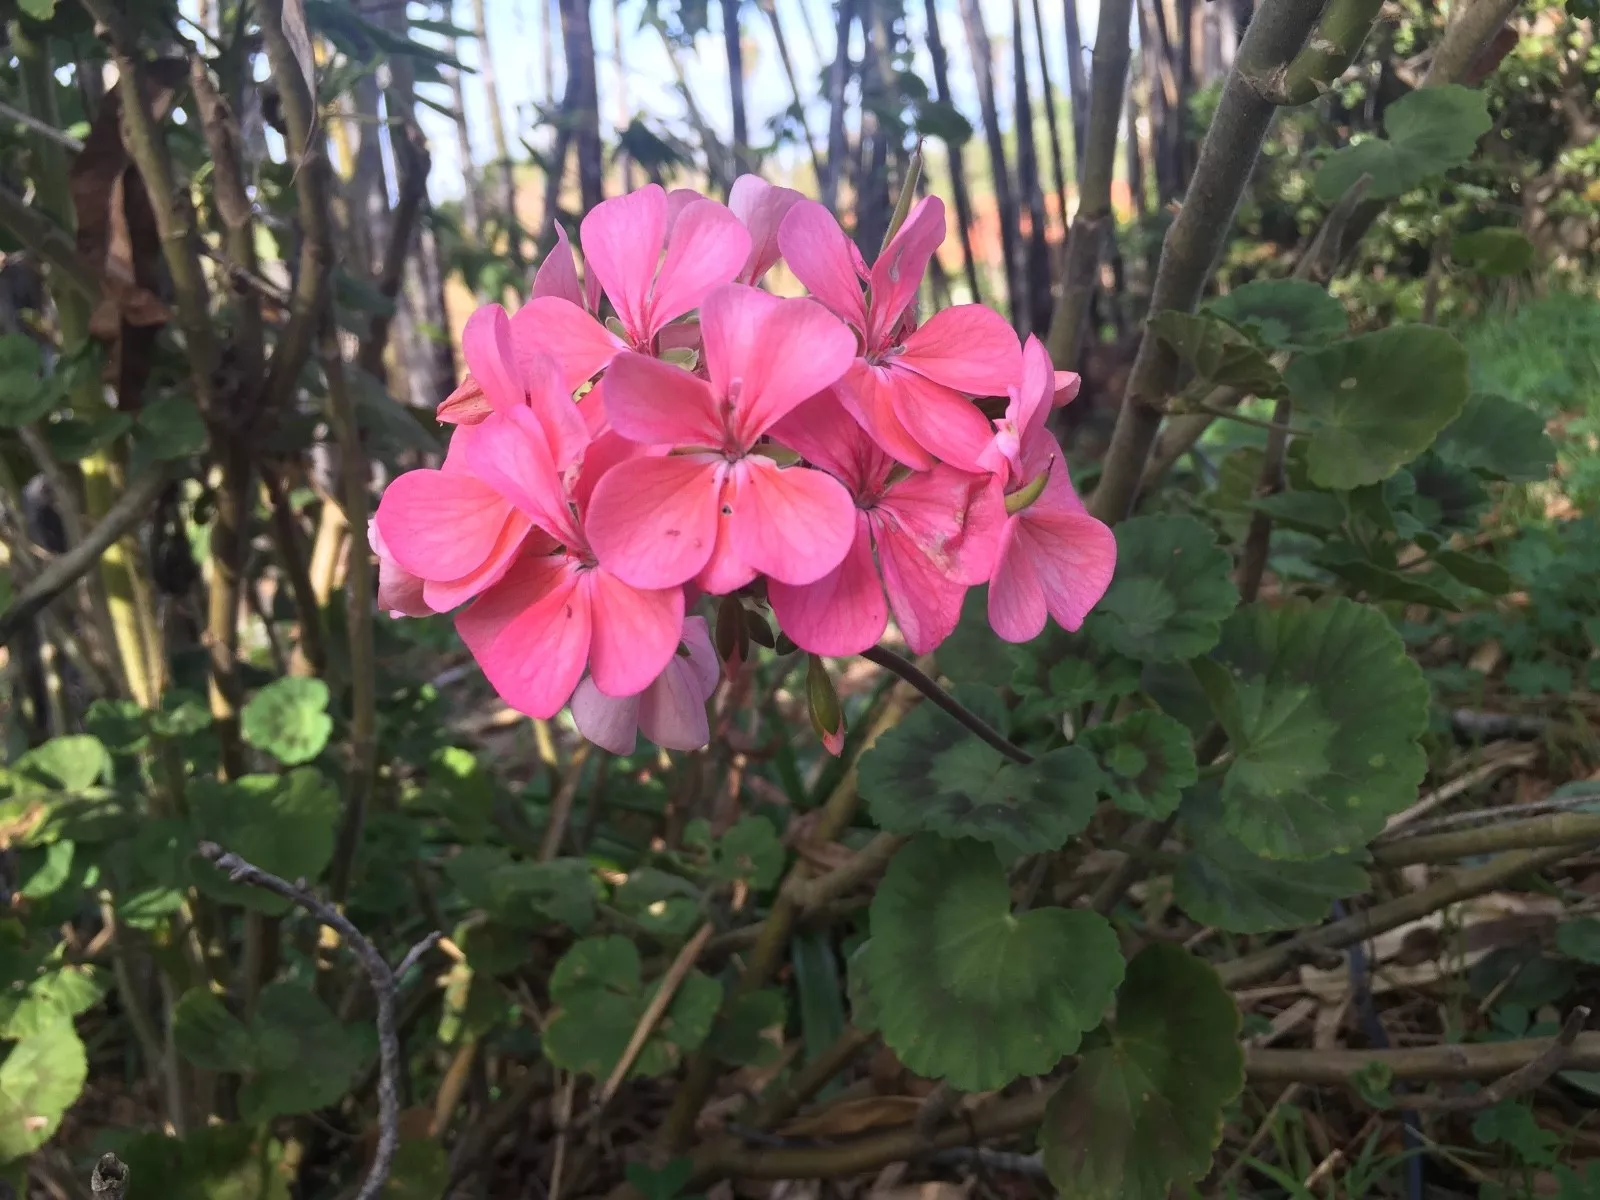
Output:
956 0 1023 329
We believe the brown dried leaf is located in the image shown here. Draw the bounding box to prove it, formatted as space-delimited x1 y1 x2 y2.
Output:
780 1095 922 1138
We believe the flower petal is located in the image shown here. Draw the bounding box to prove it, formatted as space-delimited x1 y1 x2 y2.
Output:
1008 335 1056 451
461 304 524 414
768 389 891 496
571 678 642 754
777 200 868 330
456 410 576 543
987 519 1048 643
457 555 592 718
586 453 722 588
875 513 969 654
866 194 945 346
898 303 1023 398
581 185 667 343
887 367 997 473
700 285 857 444
583 567 686 698
436 375 493 425
510 296 625 395
694 486 757 595
374 467 515 583
769 512 887 655
648 199 751 336
601 351 724 447
835 361 936 471
1019 476 1118 633
531 222 585 307
728 457 857 585
635 614 720 751
368 518 433 617
877 463 1003 586
729 174 805 284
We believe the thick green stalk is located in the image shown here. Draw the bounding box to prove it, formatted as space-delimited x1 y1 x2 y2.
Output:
1088 0 1327 524
1268 0 1387 106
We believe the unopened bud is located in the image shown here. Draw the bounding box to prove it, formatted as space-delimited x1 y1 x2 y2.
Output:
807 655 846 757
715 594 748 666
604 315 628 340
1004 458 1055 516
661 346 699 371
774 631 798 657
745 608 776 649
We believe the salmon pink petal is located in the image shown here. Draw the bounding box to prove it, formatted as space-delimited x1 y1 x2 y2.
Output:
835 361 936 471
866 195 945 346
511 343 592 471
602 351 723 447
875 514 969 654
897 303 1022 398
701 286 857 444
368 518 433 617
581 185 667 343
650 199 751 335
729 174 804 284
436 375 493 425
461 304 525 414
1021 481 1117 632
877 463 1001 585
510 296 625 394
457 555 592 717
532 223 584 307
570 680 642 754
768 390 890 496
728 457 857 585
1054 370 1082 406
375 467 513 582
769 513 887 655
420 508 532 613
675 614 721 698
695 491 758 595
1008 336 1057 450
583 568 685 698
777 200 868 330
457 411 575 543
578 381 609 437
572 429 654 518
664 187 703 234
988 520 1048 643
888 368 997 473
587 453 722 588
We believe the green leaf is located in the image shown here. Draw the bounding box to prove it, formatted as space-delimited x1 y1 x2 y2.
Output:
1317 558 1462 611
1148 311 1284 395
85 698 149 755
937 588 1016 686
861 697 1103 856
1041 944 1242 1200
172 988 256 1074
17 0 58 18
708 989 786 1067
190 768 342 915
862 836 1122 1090
1452 227 1534 276
1199 598 1430 859
480 857 596 932
1249 489 1347 534
132 395 208 468
1314 85 1492 201
14 734 111 791
612 869 701 940
241 677 333 765
43 410 133 461
0 965 108 1039
239 983 370 1122
1433 392 1556 483
0 1019 87 1162
543 936 722 1079
13 841 74 899
1082 711 1197 819
1206 279 1347 350
626 1158 696 1200
384 1138 450 1200
1432 549 1512 595
1087 516 1239 663
1556 918 1600 965
118 1126 290 1200
1350 1060 1396 1109
710 816 784 889
914 97 973 146
1286 325 1470 489
0 334 54 427
1174 792 1369 932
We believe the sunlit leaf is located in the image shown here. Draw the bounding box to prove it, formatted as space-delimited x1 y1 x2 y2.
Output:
0 1019 87 1162
241 677 333 765
1314 85 1492 201
1206 279 1347 350
1149 311 1283 396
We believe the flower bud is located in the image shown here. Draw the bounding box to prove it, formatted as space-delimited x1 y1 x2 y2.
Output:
807 655 846 757
774 631 798 657
745 608 776 649
715 594 748 666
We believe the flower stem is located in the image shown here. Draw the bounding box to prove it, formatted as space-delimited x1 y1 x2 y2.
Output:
861 645 1033 765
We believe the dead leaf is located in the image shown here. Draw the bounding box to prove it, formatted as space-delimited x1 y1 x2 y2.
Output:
280 0 318 100
780 1095 922 1138
869 1183 973 1200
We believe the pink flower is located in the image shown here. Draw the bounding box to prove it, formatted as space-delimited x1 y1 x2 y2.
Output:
778 196 1021 472
986 338 1117 643
437 185 750 426
571 615 721 754
728 174 804 285
367 518 432 618
767 392 1001 656
584 283 859 595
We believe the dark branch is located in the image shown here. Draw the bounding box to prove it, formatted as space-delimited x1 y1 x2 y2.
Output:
862 645 1033 764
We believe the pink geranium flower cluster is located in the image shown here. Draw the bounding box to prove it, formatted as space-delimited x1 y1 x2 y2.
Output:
371 178 1116 755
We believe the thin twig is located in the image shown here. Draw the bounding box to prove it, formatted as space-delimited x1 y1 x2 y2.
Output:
196 843 439 1200
1403 1007 1589 1111
862 645 1031 764
596 923 714 1112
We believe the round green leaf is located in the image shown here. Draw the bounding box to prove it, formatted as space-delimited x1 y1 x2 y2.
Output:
241 677 333 765
0 1019 87 1162
861 698 1103 856
1313 85 1491 202
936 588 1016 686
1286 325 1470 489
13 734 111 791
1087 516 1239 663
1042 944 1243 1200
172 987 255 1074
118 1126 291 1200
708 989 787 1067
1556 918 1600 965
0 334 55 429
862 836 1123 1090
238 983 370 1123
1434 392 1555 483
1082 711 1197 819
1452 227 1534 277
189 768 341 915
132 395 208 464
1206 279 1347 350
1148 311 1283 395
711 816 785 889
1198 598 1429 859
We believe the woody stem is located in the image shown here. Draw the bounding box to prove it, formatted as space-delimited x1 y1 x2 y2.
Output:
861 645 1032 764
